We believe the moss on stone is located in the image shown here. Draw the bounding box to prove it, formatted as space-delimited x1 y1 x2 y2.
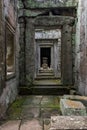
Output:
7 97 26 119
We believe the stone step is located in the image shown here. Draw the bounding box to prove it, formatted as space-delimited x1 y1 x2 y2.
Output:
36 71 55 79
39 70 53 73
35 76 56 80
34 79 61 85
37 73 54 76
19 86 70 95
33 87 70 95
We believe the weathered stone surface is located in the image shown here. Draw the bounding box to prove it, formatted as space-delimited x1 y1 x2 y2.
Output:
63 95 87 101
19 8 76 18
0 0 5 96
35 29 61 39
62 24 73 85
0 120 21 130
44 119 51 130
63 95 87 112
50 116 87 130
34 16 74 27
0 0 19 119
75 0 87 95
6 96 61 120
20 119 43 130
60 99 86 116
21 106 40 119
1 96 87 130
19 0 78 8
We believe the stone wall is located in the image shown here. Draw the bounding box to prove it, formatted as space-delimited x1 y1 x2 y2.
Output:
75 0 87 95
0 0 19 118
0 0 5 95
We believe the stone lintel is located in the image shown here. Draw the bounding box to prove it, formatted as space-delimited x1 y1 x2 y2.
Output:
18 7 76 18
34 16 75 27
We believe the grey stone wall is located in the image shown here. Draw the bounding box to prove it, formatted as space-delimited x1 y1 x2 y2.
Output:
0 0 5 95
75 0 87 95
0 0 19 119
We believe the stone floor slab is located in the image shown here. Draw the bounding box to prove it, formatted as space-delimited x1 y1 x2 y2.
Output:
23 96 42 106
20 119 43 130
0 120 21 130
50 116 87 130
41 107 60 118
21 106 40 119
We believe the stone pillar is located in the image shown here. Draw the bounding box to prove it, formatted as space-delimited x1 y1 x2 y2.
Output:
26 18 35 80
61 24 73 85
0 0 5 94
75 0 87 95
19 19 26 86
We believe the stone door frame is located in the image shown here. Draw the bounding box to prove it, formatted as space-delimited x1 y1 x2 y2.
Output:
23 16 74 85
34 16 74 85
35 40 54 76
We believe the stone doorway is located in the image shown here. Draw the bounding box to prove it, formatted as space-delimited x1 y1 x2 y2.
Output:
35 29 61 79
19 15 74 87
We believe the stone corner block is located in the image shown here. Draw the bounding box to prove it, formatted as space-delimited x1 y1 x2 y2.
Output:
60 99 86 116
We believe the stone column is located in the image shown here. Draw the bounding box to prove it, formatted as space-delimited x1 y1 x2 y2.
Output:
19 19 26 86
51 46 53 69
61 24 73 85
26 18 35 80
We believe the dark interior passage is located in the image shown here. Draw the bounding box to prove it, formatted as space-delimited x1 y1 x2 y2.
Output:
40 47 51 67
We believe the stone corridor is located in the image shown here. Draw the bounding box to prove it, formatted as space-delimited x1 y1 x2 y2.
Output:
0 0 87 129
0 95 87 130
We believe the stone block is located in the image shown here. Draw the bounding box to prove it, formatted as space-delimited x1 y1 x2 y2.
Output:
63 95 87 101
60 99 86 116
50 116 87 130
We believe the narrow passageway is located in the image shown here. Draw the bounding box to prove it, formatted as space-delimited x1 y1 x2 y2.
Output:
0 0 87 129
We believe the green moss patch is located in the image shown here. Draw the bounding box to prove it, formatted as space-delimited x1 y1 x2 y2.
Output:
6 96 26 119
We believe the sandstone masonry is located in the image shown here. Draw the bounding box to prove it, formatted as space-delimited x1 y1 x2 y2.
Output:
0 0 19 118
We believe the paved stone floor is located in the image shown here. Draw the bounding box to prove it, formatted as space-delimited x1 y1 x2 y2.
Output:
0 96 61 130
0 95 87 130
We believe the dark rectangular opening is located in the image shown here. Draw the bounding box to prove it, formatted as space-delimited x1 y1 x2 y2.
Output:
40 47 51 67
